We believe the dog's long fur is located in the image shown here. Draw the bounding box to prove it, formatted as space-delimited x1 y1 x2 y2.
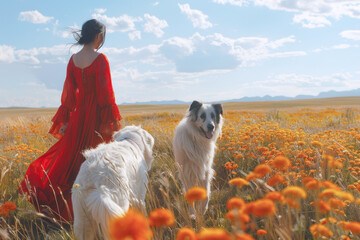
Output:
72 125 154 240
173 101 223 214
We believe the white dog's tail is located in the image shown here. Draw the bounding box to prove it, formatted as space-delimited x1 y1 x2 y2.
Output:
86 189 128 240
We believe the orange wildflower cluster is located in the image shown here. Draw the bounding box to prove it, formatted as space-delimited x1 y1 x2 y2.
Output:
271 156 291 171
342 221 360 235
282 186 307 199
176 227 197 240
309 224 333 238
224 161 238 170
0 201 16 217
109 208 153 240
256 229 267 236
196 228 231 240
149 208 175 228
229 178 249 188
185 187 207 205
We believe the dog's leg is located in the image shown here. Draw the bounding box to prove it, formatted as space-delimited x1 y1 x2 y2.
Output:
73 191 96 240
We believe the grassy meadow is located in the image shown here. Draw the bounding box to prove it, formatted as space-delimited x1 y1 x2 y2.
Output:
1 97 360 239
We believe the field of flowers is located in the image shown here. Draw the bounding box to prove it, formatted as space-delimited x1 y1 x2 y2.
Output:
1 105 360 239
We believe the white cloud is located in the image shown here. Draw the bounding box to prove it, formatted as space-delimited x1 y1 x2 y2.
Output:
128 31 142 41
92 13 142 33
267 35 296 49
332 44 351 49
0 44 76 65
0 45 16 63
293 12 331 28
94 8 107 14
214 0 360 28
153 2 160 6
212 0 248 7
143 14 168 38
340 30 360 40
0 32 303 73
159 32 304 72
178 3 213 29
18 10 53 24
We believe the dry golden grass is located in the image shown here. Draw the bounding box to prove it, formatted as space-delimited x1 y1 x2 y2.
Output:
1 97 360 239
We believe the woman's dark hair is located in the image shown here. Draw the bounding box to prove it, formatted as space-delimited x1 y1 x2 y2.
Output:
73 19 106 50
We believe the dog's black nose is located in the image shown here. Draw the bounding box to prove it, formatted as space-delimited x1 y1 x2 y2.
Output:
207 124 214 131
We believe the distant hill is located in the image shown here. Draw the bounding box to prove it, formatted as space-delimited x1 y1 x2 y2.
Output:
121 88 360 105
223 88 360 103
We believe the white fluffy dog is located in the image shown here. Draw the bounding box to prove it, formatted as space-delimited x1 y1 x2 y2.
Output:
72 125 154 240
173 100 223 214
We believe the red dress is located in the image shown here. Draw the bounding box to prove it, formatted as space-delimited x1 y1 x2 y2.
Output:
20 53 121 222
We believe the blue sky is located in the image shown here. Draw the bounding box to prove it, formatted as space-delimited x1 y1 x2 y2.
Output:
1 0 360 107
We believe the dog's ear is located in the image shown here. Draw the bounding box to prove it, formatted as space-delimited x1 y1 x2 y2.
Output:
140 129 155 170
188 100 202 121
212 103 223 123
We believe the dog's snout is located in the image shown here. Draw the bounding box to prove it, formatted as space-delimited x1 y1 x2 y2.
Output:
207 124 215 131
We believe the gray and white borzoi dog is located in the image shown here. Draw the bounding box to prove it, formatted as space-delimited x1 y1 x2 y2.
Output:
173 100 223 215
72 125 154 240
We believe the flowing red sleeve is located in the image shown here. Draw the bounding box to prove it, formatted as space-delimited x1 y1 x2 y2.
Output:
49 60 76 139
96 54 121 141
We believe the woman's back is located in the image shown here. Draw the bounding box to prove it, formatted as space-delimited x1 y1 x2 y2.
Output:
72 51 100 69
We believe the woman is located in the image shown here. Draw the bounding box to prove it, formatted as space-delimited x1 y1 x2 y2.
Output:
20 19 121 222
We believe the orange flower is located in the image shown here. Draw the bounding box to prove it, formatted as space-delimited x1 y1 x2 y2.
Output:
197 228 231 240
0 201 16 217
311 141 323 148
225 209 250 225
305 179 322 190
256 229 267 236
282 186 307 199
234 233 255 240
253 164 271 178
336 191 354 202
265 191 285 202
250 199 276 217
149 208 175 228
272 156 291 171
321 181 341 190
109 208 152 240
329 198 346 209
319 189 338 199
325 154 343 169
185 187 207 205
310 224 333 237
297 141 306 146
316 200 331 214
227 197 245 210
320 217 337 225
267 174 285 186
176 227 196 240
229 178 249 188
343 221 360 235
302 176 315 184
245 172 258 181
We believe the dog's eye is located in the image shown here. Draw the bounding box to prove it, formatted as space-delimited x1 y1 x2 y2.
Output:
200 113 206 120
211 113 215 119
